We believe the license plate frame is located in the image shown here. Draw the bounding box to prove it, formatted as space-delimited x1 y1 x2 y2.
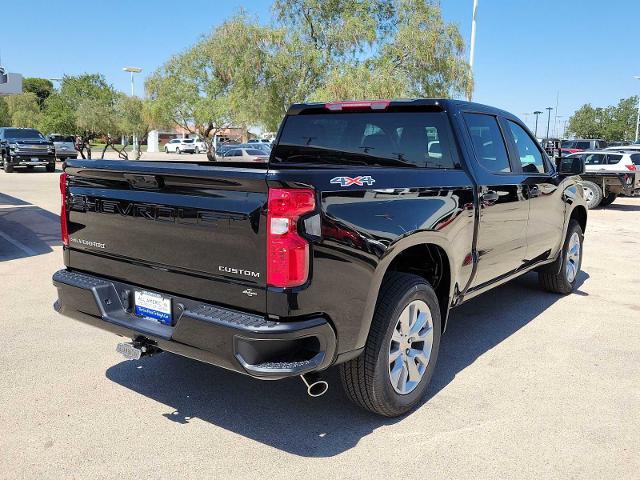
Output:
134 290 172 325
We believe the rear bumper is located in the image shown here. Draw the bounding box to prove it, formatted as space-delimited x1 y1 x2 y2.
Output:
52 269 336 379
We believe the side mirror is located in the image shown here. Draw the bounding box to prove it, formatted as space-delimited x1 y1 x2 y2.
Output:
558 156 585 175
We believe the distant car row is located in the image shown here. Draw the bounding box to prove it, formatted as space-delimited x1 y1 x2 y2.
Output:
163 137 273 160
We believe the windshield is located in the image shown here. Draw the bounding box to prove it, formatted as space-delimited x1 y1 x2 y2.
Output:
272 111 457 169
4 129 45 140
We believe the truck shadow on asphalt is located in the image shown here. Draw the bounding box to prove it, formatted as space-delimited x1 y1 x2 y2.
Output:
0 192 60 261
106 271 589 457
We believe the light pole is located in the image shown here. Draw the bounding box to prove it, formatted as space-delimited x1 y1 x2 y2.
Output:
468 0 478 101
533 111 542 137
555 115 564 138
123 66 143 155
634 76 640 142
545 107 553 139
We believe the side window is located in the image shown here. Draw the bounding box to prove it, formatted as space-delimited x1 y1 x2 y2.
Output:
631 154 640 166
584 153 606 165
507 121 546 173
606 154 622 165
463 113 511 173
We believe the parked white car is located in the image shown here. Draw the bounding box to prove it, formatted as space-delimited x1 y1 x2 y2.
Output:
164 138 196 154
572 150 639 172
220 147 269 162
605 144 640 152
192 137 207 154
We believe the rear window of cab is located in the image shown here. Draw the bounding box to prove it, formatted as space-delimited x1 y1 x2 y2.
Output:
272 111 458 169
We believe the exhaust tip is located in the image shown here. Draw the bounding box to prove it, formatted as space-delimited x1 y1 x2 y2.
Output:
300 374 329 397
307 380 329 397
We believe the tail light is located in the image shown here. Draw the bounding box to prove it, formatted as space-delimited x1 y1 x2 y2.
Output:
60 172 69 246
267 188 315 288
625 164 637 171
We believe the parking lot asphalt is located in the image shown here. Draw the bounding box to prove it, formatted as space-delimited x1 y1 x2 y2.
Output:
0 166 639 479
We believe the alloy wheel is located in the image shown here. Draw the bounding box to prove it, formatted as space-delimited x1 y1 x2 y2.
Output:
565 232 581 283
388 299 434 395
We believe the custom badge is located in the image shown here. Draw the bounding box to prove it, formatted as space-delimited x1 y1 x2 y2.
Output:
330 176 376 187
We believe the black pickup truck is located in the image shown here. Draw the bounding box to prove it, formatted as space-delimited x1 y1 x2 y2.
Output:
0 127 56 172
53 100 587 416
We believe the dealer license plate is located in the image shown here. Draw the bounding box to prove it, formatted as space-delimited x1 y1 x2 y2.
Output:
134 290 172 325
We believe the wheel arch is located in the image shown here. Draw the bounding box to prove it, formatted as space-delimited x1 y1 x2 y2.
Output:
570 204 587 233
355 234 459 352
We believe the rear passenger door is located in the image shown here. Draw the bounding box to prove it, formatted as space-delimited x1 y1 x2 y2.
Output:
462 112 529 289
503 120 564 264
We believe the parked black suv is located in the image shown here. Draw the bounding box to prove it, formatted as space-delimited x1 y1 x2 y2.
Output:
0 127 56 172
53 99 587 416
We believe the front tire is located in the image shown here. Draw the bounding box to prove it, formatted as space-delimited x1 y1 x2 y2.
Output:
176 147 181 155
340 272 441 417
538 220 583 294
46 163 55 172
3 158 14 173
581 181 603 209
164 147 169 153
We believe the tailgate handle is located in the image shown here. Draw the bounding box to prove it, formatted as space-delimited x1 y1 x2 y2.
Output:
124 174 162 190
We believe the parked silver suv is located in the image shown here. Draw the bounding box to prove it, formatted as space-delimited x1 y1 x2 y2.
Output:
48 134 78 161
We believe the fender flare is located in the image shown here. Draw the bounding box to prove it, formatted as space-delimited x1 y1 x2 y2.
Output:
353 231 462 351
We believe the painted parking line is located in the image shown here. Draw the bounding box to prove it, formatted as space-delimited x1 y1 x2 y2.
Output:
0 229 37 256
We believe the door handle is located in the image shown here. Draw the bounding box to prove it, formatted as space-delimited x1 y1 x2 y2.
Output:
480 190 499 203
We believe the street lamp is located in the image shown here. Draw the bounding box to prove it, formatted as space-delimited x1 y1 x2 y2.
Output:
468 0 478 101
634 76 640 142
533 111 542 137
122 67 143 155
545 107 553 139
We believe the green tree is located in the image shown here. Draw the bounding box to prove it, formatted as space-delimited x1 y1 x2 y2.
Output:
23 78 54 109
39 93 76 135
5 93 41 128
148 1 473 141
146 18 246 158
100 94 152 160
52 74 118 158
0 98 10 126
568 97 639 141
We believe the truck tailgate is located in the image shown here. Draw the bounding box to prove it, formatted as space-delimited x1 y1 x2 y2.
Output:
63 160 268 313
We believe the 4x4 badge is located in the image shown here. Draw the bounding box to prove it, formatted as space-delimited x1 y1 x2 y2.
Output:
330 176 376 187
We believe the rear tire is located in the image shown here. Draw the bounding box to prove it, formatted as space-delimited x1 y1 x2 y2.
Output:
176 147 181 155
581 181 603 209
46 163 55 172
599 192 617 207
164 147 168 153
538 220 583 294
340 272 441 417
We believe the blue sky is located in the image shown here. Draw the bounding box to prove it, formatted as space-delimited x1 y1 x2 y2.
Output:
3 0 638 136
